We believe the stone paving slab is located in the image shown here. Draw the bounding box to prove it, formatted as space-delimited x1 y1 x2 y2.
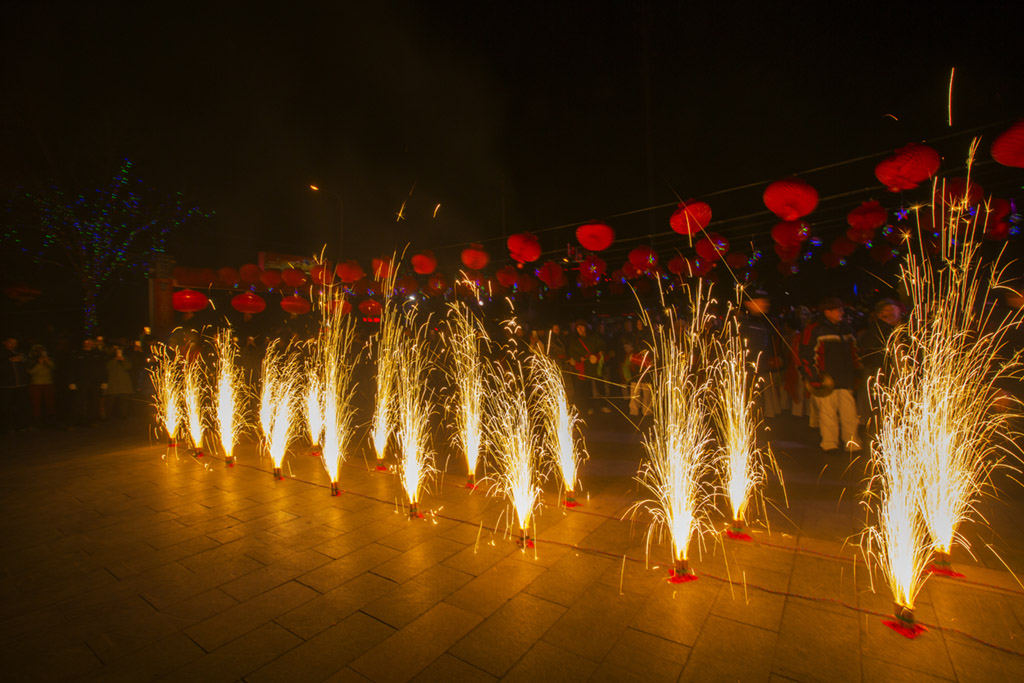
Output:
3 415 1024 681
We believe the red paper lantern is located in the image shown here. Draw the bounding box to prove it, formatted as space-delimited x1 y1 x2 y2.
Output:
621 262 641 280
311 263 335 285
426 273 448 296
359 299 382 317
518 274 539 293
576 223 615 251
281 268 308 288
943 177 984 206
695 233 730 262
495 265 519 288
397 275 419 296
991 119 1024 168
763 178 818 221
580 255 607 280
847 201 888 232
846 227 875 245
335 260 365 283
507 232 542 264
352 278 382 297
326 298 352 315
771 221 810 248
774 243 801 263
822 252 844 269
231 291 266 314
371 257 393 280
239 264 261 284
628 246 658 271
218 267 240 286
874 143 941 192
725 251 750 271
667 255 691 276
411 251 437 275
669 200 712 236
983 198 1012 240
831 235 857 257
172 289 208 313
259 269 282 289
536 261 566 289
461 244 490 270
870 244 896 264
280 295 311 315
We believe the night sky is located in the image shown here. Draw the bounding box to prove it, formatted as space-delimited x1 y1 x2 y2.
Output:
2 1 1023 324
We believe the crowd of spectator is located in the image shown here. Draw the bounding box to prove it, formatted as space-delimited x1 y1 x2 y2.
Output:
4 288 1020 453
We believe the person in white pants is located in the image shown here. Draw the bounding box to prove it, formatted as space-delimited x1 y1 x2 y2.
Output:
798 297 862 452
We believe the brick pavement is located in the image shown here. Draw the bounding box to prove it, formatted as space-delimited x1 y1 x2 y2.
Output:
2 415 1024 682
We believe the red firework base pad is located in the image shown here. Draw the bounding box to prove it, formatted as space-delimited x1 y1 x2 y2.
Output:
883 618 927 639
667 569 698 584
375 464 388 472
926 564 965 578
564 499 581 509
725 529 752 541
518 539 535 549
465 482 478 490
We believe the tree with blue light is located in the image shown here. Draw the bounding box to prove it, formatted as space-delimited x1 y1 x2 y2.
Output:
3 159 210 334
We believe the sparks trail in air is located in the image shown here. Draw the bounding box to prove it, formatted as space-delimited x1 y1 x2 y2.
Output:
483 357 547 548
861 140 1024 634
214 329 245 465
711 303 782 536
261 340 300 479
149 343 182 447
182 355 207 457
314 279 360 495
445 298 488 487
531 350 588 506
371 261 402 468
629 281 718 581
395 307 438 518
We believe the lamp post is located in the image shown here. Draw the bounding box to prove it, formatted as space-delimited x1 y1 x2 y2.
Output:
309 184 344 260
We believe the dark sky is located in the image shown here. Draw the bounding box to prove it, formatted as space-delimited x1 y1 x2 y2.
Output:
3 1 1022 270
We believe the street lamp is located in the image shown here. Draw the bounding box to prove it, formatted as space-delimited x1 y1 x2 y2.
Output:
309 184 344 260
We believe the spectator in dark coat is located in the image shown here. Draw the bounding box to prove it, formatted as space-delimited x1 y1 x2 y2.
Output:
104 344 134 419
1 336 30 433
739 290 782 418
567 319 609 415
856 298 902 422
799 297 862 452
68 338 108 426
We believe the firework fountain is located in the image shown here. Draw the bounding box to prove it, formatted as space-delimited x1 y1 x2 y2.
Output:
394 308 437 518
149 343 182 448
484 359 546 548
631 284 717 582
260 340 299 479
213 329 245 466
371 269 402 471
862 143 1023 635
182 356 207 457
531 351 587 507
711 309 780 540
445 300 487 488
319 294 359 496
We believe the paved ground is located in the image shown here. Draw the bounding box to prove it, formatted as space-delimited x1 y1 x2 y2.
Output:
3 412 1024 682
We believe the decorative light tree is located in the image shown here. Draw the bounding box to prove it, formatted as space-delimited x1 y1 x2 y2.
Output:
4 159 210 333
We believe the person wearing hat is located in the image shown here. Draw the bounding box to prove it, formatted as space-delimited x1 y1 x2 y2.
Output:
739 289 782 419
567 319 609 415
856 298 903 422
798 296 862 452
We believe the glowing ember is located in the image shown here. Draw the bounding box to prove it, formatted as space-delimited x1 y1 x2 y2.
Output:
531 351 587 505
445 300 487 486
182 356 207 457
318 289 359 494
214 329 245 464
149 343 182 446
710 309 780 531
484 358 546 546
394 308 437 517
630 283 717 578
